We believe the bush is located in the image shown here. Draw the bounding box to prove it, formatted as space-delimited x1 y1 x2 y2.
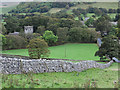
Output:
43 30 58 46
3 35 27 50
27 38 50 59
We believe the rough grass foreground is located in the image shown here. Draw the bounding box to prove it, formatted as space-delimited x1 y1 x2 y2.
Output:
1 63 119 88
2 43 100 60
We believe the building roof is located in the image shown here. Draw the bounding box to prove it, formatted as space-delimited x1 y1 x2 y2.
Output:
110 22 117 25
9 32 19 35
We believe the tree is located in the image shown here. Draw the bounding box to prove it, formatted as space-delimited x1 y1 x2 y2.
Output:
27 38 50 59
117 18 120 39
43 30 58 46
36 26 46 35
85 17 94 27
117 17 120 28
95 35 119 60
114 14 120 22
0 24 7 35
57 27 68 42
4 35 27 50
4 16 21 33
94 15 112 37
94 8 102 16
118 45 120 59
68 27 98 43
46 24 58 35
22 33 41 43
0 34 6 49
65 4 70 9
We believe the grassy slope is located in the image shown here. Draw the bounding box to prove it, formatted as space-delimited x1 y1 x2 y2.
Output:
49 8 64 13
0 2 19 14
0 6 16 14
71 2 118 10
2 63 119 88
47 2 118 14
2 43 100 60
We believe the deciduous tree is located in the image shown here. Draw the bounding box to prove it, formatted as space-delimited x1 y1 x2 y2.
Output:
27 38 50 59
43 30 58 46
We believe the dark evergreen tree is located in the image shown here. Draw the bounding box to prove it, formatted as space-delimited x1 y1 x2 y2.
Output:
95 35 119 60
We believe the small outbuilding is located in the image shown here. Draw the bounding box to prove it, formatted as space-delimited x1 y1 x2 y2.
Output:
9 32 19 35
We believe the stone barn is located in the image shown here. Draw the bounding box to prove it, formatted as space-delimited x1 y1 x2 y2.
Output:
24 26 33 34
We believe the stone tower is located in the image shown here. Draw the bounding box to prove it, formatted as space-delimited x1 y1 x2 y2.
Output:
24 26 33 34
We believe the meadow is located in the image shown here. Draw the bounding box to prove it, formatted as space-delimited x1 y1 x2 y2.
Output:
2 63 119 88
2 43 100 60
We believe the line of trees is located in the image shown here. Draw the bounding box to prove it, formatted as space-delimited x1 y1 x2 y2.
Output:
72 7 119 17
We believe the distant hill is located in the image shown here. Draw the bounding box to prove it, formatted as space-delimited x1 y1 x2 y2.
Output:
1 2 118 14
0 2 19 7
0 2 19 14
8 2 78 13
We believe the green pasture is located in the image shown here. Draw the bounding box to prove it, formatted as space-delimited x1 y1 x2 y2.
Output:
2 63 119 88
49 8 64 13
2 43 100 60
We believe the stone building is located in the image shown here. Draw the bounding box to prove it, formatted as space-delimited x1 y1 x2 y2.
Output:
24 26 33 34
9 32 19 35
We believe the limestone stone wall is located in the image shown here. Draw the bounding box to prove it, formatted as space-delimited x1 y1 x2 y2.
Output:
0 56 113 74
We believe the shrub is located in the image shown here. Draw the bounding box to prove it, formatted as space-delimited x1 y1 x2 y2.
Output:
27 38 50 59
3 35 27 50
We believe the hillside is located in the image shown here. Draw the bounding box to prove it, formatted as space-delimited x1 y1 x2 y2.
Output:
8 2 78 13
70 2 118 10
0 2 19 14
0 2 118 14
7 2 118 14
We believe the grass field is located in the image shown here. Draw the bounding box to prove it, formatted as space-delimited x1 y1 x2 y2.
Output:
2 43 100 60
2 63 119 88
49 8 64 13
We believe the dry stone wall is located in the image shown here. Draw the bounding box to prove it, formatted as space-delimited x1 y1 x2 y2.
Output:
0 56 113 74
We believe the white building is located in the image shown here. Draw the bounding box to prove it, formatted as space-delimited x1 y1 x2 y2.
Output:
24 26 33 34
